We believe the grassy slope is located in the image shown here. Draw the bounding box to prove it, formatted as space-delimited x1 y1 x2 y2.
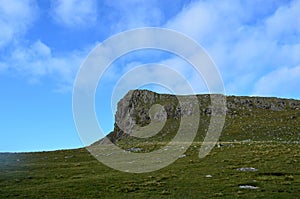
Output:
1 96 300 198
0 143 299 198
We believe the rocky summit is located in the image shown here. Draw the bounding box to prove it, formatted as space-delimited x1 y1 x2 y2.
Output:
101 89 300 144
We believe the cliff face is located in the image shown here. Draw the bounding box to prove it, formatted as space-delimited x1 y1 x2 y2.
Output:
106 90 300 143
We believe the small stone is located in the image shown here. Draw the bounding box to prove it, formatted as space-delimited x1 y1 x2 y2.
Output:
64 155 73 159
239 185 259 189
127 147 142 152
213 192 223 196
178 154 186 158
205 175 212 178
237 167 258 172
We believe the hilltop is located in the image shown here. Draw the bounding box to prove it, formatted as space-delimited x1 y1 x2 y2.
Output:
1 90 300 198
101 89 300 146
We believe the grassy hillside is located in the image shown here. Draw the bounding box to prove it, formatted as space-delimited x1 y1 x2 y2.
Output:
1 142 299 198
1 93 300 198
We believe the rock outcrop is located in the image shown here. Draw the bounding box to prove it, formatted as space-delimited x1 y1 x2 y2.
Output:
105 90 300 143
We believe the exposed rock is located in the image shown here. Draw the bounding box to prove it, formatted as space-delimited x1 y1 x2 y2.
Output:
64 155 73 159
239 185 259 189
127 147 142 152
237 167 258 172
101 89 300 143
178 154 186 158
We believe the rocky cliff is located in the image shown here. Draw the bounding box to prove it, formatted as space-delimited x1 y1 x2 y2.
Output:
104 90 300 143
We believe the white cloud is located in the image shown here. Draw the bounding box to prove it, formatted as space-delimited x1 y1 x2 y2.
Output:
47 0 300 97
0 0 37 48
253 65 300 98
110 64 198 111
164 0 300 98
103 0 164 31
3 40 88 91
159 57 208 93
31 40 52 57
264 0 300 41
166 1 217 41
1 0 299 99
51 0 97 28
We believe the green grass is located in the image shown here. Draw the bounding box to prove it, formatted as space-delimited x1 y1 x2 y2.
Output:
1 94 300 198
1 141 299 198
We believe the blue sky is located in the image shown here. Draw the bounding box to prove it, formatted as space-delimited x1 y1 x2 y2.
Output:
0 0 300 152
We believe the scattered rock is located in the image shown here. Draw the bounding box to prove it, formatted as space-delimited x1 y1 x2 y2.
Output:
205 175 212 178
237 167 258 172
178 154 186 158
213 192 223 197
239 185 259 189
161 190 170 195
216 143 223 148
64 155 73 159
241 139 252 143
127 147 142 152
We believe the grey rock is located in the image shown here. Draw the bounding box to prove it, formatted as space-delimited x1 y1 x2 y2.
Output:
237 167 258 172
239 185 259 189
178 154 186 158
127 147 142 152
103 89 300 143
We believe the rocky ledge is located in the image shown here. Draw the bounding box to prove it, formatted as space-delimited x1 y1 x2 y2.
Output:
102 90 300 143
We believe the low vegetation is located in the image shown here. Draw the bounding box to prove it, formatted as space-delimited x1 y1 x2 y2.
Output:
0 141 299 198
1 92 299 198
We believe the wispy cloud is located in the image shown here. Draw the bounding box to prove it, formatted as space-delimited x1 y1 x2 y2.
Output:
0 0 299 98
0 0 37 48
101 0 190 33
1 40 88 91
165 0 300 97
253 65 300 98
103 0 163 29
51 0 98 28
